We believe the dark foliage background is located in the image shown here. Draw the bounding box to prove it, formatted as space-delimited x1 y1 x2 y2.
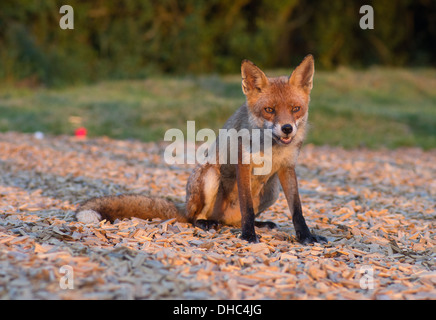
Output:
1 0 435 86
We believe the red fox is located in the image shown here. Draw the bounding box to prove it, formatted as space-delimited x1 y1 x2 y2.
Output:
77 55 326 244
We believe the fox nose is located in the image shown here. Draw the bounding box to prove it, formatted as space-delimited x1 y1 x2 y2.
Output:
281 124 293 135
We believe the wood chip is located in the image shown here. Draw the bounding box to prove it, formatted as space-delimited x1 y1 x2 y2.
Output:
0 132 435 299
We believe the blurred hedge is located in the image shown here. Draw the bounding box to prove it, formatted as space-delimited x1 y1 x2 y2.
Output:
1 0 435 86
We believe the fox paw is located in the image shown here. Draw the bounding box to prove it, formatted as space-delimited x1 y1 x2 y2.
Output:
255 221 278 229
195 219 220 231
297 232 327 245
241 232 260 243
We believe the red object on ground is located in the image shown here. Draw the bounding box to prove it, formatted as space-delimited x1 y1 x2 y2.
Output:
75 127 87 138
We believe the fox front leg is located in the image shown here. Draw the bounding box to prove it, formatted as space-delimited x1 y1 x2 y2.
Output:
236 161 258 243
278 166 327 244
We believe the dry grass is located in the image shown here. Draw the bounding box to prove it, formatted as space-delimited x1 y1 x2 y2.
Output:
0 132 435 299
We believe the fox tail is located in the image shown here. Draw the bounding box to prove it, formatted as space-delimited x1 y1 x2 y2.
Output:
76 194 188 224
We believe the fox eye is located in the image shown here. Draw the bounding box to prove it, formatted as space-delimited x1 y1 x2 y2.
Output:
292 106 301 113
264 107 274 113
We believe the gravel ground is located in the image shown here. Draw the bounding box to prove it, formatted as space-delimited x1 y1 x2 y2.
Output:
0 132 435 300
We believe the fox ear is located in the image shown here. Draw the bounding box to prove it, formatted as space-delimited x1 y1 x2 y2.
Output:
241 60 269 96
289 55 315 93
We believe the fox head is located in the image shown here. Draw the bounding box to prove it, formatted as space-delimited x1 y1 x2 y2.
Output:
241 55 314 145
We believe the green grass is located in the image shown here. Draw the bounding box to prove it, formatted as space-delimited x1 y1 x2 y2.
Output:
0 67 435 149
